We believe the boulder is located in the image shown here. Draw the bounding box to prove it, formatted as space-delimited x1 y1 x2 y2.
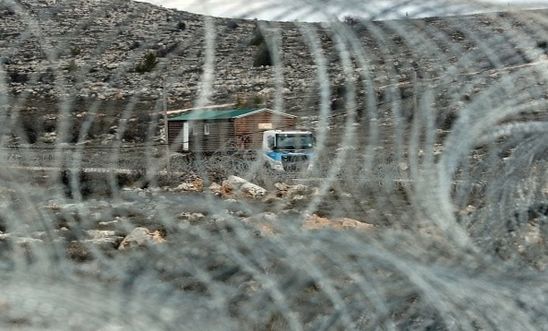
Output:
221 176 266 199
338 218 375 231
274 182 290 192
274 182 315 201
174 178 203 192
241 182 267 199
191 178 204 192
174 182 195 191
286 184 311 198
177 212 206 224
118 227 165 250
208 182 222 195
302 214 333 230
303 214 374 232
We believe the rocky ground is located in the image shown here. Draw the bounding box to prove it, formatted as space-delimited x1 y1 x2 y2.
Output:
0 176 376 261
0 170 546 329
1 1 548 329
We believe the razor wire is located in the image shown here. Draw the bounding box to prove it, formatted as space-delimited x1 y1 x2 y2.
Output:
0 0 547 330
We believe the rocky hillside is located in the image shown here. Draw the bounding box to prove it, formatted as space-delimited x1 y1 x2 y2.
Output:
2 0 548 117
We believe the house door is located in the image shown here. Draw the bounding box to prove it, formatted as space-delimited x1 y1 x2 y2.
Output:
183 122 189 151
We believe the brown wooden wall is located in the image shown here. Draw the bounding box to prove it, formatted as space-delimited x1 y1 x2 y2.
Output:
168 120 235 153
168 121 184 145
168 111 296 152
234 113 296 150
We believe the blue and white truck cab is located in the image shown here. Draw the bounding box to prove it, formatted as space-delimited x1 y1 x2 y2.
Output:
261 130 316 172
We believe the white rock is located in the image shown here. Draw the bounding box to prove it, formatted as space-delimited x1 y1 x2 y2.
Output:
177 212 205 223
118 227 165 250
174 178 204 192
208 182 222 195
240 182 267 198
86 230 118 240
222 176 266 199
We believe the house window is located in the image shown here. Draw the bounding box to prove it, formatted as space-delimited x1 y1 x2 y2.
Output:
204 123 210 135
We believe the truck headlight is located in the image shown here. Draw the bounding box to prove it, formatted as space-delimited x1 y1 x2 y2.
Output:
272 161 284 171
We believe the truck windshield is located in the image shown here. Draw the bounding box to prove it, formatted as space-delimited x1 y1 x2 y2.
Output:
275 134 315 150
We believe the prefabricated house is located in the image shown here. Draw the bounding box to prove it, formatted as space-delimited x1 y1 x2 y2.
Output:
167 108 297 153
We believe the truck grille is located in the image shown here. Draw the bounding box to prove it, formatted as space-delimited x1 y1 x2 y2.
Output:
282 154 309 171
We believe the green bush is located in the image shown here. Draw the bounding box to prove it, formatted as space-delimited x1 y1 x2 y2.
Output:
121 113 155 143
252 94 264 106
135 52 158 74
226 20 239 30
70 47 82 57
234 94 266 108
343 15 360 26
65 59 78 72
248 26 265 46
253 43 272 67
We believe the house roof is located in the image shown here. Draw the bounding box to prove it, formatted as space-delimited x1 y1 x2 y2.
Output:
168 108 296 121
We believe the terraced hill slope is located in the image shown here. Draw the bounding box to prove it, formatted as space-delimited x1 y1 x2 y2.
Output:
2 0 547 114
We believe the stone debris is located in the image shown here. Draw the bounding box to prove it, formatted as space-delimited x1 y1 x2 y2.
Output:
173 178 204 192
118 227 166 250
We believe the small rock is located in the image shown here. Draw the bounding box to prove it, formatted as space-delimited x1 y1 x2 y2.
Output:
459 205 477 216
524 223 542 246
338 218 375 231
275 182 313 200
97 220 120 230
118 227 165 250
174 183 194 191
286 184 310 198
86 230 118 240
174 178 204 192
15 237 44 245
191 178 204 191
209 182 222 195
177 212 206 224
274 182 290 192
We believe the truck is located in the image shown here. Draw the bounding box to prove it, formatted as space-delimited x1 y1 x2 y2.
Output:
261 130 316 172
